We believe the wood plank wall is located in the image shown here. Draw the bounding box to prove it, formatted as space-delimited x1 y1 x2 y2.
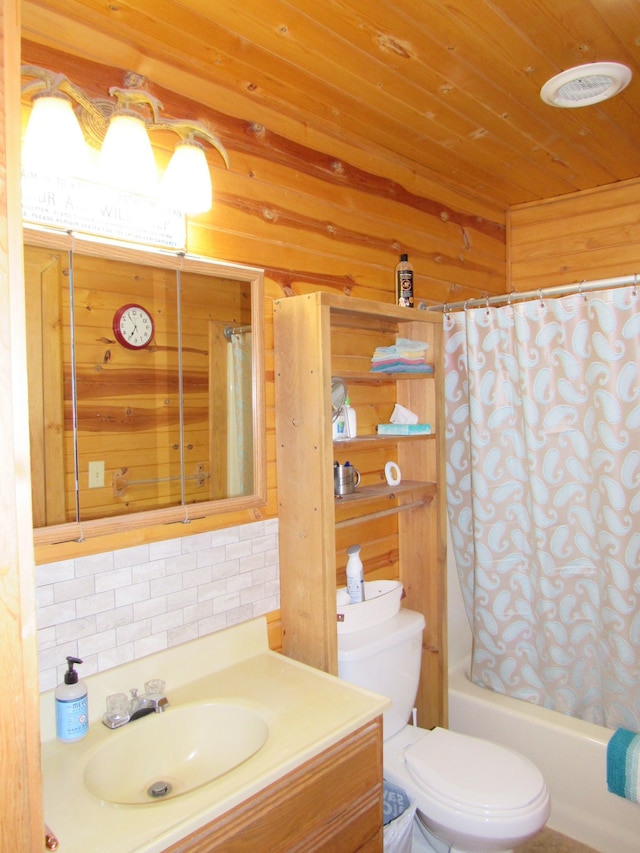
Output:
23 39 507 568
508 178 640 291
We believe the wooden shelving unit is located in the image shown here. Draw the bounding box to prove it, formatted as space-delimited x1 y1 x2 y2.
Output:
274 293 447 729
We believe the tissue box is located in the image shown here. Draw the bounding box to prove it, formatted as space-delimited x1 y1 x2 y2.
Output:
377 423 432 435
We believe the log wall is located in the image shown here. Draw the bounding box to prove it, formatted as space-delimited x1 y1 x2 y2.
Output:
508 179 640 291
22 40 507 563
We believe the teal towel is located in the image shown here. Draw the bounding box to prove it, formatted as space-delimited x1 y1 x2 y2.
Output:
607 727 640 803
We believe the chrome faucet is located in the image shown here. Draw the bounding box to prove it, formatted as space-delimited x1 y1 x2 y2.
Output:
102 680 169 729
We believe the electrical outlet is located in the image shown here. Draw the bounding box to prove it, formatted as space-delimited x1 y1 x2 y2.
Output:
88 461 105 489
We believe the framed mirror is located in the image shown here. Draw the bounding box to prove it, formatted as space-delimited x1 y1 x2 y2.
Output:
24 228 266 548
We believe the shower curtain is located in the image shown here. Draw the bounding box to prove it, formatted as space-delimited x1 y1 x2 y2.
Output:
226 331 253 497
444 286 640 732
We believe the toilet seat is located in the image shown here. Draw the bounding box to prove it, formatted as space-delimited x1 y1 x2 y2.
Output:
384 725 550 852
404 727 547 815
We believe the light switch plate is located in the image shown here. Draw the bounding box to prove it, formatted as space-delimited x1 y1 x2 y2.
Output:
89 461 105 488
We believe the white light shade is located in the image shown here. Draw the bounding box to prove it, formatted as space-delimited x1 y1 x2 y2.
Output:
162 140 212 215
22 94 90 177
99 112 158 196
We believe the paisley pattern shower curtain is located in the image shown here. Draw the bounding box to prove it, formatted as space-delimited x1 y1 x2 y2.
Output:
444 287 640 731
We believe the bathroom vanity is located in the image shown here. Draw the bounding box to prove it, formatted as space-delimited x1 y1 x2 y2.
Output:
40 618 388 852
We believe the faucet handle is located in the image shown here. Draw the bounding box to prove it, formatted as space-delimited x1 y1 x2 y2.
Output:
103 692 130 728
145 679 165 696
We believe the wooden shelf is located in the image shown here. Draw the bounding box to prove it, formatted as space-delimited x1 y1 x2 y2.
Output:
274 292 447 728
334 433 435 450
334 479 435 505
336 371 435 383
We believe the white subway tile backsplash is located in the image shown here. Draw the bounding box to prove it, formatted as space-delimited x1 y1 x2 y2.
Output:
133 596 167 621
132 559 168 584
95 566 133 592
168 622 199 647
113 544 150 569
95 604 134 632
56 615 98 644
135 633 168 659
166 588 198 611
78 629 117 658
38 600 77 630
76 591 116 617
35 560 74 586
115 581 151 607
116 620 152 645
35 585 55 609
197 580 228 602
53 577 96 604
98 643 135 671
37 519 280 691
75 552 115 576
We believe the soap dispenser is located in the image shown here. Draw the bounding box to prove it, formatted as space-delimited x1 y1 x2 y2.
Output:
55 656 88 743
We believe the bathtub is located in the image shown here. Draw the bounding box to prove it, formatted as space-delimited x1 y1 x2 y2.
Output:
448 662 640 853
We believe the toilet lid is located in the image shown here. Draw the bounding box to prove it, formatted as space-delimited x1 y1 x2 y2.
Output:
404 728 546 813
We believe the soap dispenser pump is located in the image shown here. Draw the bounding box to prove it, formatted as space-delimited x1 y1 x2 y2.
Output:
55 656 88 743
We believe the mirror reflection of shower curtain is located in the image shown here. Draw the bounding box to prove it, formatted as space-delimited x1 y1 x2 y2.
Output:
227 332 253 496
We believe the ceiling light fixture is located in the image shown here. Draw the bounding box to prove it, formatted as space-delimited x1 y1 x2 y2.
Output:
21 90 91 178
540 62 632 108
21 65 229 214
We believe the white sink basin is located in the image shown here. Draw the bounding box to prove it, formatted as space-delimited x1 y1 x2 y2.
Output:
83 702 269 804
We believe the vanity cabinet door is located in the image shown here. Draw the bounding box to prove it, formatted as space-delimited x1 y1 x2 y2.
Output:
163 718 383 852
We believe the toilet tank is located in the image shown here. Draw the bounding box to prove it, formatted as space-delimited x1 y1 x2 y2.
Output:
337 608 425 739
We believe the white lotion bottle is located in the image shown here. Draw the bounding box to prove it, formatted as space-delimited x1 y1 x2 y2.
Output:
346 544 365 603
55 656 88 743
344 396 357 438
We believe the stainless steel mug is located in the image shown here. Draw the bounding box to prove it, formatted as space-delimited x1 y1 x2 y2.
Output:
334 462 361 496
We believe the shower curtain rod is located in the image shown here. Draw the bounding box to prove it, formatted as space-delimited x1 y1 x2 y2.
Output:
429 272 639 313
224 323 251 339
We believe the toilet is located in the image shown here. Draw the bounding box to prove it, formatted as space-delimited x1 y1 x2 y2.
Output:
338 608 550 853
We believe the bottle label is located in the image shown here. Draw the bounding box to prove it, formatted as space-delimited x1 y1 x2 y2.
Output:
56 695 88 741
347 575 364 603
397 271 414 307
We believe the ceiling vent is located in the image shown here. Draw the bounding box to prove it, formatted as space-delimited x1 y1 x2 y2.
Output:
540 62 632 108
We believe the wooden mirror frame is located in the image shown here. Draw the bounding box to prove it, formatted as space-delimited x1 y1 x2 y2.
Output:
25 227 267 555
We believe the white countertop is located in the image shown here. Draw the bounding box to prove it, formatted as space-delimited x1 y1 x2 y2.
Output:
40 617 388 852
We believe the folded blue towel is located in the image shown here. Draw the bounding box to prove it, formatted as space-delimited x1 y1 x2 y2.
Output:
607 727 640 803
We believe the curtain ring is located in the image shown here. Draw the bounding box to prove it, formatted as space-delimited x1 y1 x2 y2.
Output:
485 296 490 315
634 274 638 297
538 288 544 307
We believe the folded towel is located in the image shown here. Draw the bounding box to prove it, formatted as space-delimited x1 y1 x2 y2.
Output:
370 363 434 373
374 338 429 355
607 727 640 803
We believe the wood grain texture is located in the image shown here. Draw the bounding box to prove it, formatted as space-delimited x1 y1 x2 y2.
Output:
22 0 640 210
0 0 45 848
162 719 383 853
508 179 640 290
